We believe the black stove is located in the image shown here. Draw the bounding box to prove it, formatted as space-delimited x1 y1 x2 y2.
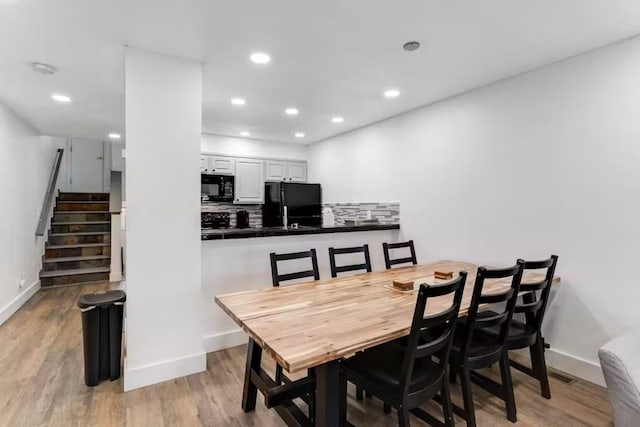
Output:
201 212 230 229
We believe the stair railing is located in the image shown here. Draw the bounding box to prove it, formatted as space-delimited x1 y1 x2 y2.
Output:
36 148 64 236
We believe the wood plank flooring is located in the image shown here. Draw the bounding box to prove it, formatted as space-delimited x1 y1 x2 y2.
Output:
0 283 612 426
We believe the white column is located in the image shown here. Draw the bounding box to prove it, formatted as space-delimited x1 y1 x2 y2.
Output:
124 47 205 391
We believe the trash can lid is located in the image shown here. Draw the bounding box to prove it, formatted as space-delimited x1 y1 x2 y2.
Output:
77 290 126 309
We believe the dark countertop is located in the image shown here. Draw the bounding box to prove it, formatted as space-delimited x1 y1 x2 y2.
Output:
201 223 400 240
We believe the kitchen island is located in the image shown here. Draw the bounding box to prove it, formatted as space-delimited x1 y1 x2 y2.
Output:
201 223 402 353
201 223 400 240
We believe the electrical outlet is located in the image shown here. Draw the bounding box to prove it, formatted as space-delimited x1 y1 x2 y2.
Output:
18 274 26 290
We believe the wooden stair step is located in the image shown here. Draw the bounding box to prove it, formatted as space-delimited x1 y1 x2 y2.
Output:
49 231 110 236
46 243 110 249
54 210 110 215
51 221 111 226
40 267 110 278
43 255 110 263
57 200 109 203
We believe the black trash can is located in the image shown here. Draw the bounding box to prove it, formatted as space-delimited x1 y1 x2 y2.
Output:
77 290 126 386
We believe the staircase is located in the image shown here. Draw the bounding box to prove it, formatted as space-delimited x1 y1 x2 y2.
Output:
40 192 111 287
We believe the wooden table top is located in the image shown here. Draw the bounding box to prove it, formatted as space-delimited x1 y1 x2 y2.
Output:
215 260 559 373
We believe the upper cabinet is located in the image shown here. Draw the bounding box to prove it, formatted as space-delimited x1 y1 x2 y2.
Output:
201 155 236 175
265 160 287 181
234 158 265 204
209 156 236 175
200 155 210 174
287 161 308 182
265 160 307 182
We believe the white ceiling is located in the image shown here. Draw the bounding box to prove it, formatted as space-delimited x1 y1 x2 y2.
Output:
1 1 640 144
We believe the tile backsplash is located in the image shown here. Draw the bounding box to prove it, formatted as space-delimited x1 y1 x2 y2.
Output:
323 202 400 226
201 201 400 228
202 202 262 228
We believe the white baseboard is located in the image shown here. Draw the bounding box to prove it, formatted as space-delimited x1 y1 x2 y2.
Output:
123 351 206 391
545 348 605 387
109 271 122 282
203 329 247 353
0 280 40 326
514 347 605 387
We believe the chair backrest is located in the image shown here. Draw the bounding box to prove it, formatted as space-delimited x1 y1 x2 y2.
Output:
460 261 525 357
399 271 468 394
270 249 320 287
383 240 417 269
328 244 372 278
516 255 558 332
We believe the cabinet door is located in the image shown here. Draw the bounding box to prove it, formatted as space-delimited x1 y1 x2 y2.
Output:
265 160 287 181
210 156 236 175
200 155 211 174
287 161 307 182
234 158 265 204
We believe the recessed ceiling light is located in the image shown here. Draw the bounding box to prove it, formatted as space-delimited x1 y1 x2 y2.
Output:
31 62 57 75
331 117 344 123
384 89 400 98
108 133 121 140
231 97 246 106
240 131 251 137
403 41 421 52
285 108 299 116
294 132 305 138
51 94 71 103
250 52 271 65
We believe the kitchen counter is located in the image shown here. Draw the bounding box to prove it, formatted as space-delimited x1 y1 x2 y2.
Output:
201 223 400 240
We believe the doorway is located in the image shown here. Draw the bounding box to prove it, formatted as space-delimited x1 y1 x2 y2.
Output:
69 139 105 192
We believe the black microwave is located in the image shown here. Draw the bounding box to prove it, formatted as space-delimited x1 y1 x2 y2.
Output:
201 174 234 202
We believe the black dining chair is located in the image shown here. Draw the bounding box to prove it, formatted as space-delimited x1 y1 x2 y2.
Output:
448 261 524 427
383 240 418 269
341 272 468 427
270 249 320 286
479 255 559 399
269 249 320 419
328 244 372 278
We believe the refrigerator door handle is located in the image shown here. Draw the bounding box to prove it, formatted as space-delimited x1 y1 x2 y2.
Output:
283 205 288 229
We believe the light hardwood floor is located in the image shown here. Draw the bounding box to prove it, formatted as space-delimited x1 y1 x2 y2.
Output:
0 283 612 426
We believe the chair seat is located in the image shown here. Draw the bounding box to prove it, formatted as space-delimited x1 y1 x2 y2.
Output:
451 319 503 364
342 342 443 394
470 310 539 348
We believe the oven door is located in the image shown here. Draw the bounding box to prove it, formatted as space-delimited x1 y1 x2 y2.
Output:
201 174 234 202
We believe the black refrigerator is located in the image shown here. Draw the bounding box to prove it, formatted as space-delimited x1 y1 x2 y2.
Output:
262 182 322 227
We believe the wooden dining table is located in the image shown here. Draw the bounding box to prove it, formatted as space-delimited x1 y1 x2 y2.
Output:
215 260 560 427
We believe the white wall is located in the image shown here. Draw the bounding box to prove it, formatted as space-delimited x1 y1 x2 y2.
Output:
125 47 205 390
308 36 640 385
202 229 401 353
0 102 62 325
201 133 307 160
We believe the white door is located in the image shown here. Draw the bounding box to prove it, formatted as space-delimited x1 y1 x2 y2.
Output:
70 139 105 192
287 161 308 182
265 160 287 181
235 158 264 204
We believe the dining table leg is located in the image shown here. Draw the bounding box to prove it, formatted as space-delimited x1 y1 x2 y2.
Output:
241 338 262 412
315 360 346 427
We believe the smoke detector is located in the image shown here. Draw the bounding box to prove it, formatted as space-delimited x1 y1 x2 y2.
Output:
403 41 421 52
31 62 57 75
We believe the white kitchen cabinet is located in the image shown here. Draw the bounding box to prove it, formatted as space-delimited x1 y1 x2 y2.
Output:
234 158 264 204
265 160 287 181
264 160 308 182
200 155 211 174
287 161 307 182
209 156 236 175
